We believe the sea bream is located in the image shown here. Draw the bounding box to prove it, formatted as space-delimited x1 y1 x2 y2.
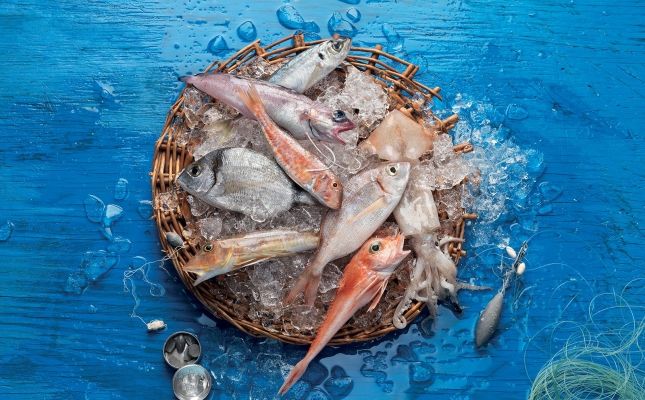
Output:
176 147 314 221
285 161 411 306
269 37 352 93
279 232 410 395
179 73 355 143
237 85 344 209
183 230 320 285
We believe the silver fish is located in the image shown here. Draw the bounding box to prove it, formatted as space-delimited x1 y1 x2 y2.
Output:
269 37 352 93
180 73 354 143
176 147 314 221
285 162 411 305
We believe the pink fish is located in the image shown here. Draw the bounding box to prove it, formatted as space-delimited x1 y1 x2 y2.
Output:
279 232 410 395
237 85 343 209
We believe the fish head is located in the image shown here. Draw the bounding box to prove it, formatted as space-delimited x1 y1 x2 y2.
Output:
376 161 411 194
308 108 356 144
176 154 217 197
361 232 410 273
318 37 352 67
183 242 231 284
312 172 343 209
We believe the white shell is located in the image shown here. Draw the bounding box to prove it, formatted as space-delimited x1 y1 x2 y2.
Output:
505 246 517 259
516 262 526 275
147 319 167 332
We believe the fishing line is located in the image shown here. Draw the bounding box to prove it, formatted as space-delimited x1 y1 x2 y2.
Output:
122 244 185 327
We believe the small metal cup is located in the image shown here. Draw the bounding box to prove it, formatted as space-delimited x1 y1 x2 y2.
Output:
163 331 202 369
172 364 212 400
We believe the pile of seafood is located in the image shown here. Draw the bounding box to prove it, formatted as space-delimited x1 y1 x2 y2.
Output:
162 37 480 394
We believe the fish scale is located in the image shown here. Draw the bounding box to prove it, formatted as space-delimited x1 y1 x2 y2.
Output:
176 147 314 221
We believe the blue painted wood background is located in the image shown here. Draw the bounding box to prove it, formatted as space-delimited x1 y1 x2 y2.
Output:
1 1 643 399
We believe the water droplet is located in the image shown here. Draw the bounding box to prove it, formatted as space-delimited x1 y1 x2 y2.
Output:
64 272 88 294
137 200 153 219
114 178 128 200
206 35 230 55
93 80 116 101
103 204 124 227
382 23 403 53
88 304 98 313
276 5 319 32
505 103 528 120
302 360 328 386
237 21 257 42
539 182 563 202
0 221 14 241
84 195 105 223
107 236 132 254
323 365 353 399
328 12 357 38
391 345 417 363
346 7 361 23
307 388 331 400
409 362 435 385
82 250 119 282
537 204 553 215
302 30 322 41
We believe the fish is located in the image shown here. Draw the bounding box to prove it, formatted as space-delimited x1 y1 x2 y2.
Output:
268 37 352 93
176 147 315 222
279 232 410 395
180 73 355 143
285 161 411 306
184 230 320 285
236 85 343 209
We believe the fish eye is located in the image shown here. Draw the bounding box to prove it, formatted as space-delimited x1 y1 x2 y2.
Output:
332 110 346 122
189 164 201 177
332 181 339 188
318 52 325 60
369 241 381 254
203 243 213 252
331 40 343 52
387 165 398 175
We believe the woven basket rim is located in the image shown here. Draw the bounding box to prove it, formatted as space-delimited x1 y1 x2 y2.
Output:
151 33 473 346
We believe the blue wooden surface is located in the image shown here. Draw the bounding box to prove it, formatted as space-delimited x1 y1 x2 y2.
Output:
0 1 643 399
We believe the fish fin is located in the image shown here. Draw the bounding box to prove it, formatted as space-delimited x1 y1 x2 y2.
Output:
346 195 387 225
235 84 266 119
367 278 389 312
285 258 324 306
192 271 214 286
278 358 310 395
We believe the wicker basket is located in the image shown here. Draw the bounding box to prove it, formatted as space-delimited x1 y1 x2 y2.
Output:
151 33 473 345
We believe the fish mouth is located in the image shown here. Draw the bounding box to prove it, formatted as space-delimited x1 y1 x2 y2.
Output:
392 234 410 263
330 121 355 144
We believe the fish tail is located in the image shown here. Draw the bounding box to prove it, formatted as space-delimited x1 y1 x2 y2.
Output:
284 255 325 306
278 358 310 395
